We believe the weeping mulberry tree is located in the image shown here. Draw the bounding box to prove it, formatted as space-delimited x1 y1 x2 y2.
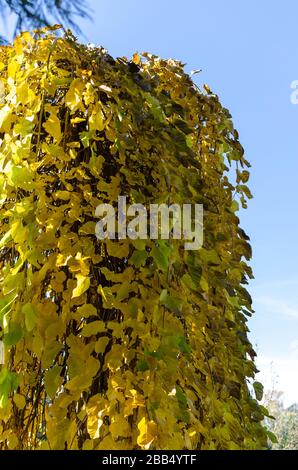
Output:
0 27 270 450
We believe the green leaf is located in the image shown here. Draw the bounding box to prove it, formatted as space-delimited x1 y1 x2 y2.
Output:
9 372 19 391
176 387 190 423
176 386 188 409
144 348 162 360
160 292 182 316
267 430 278 444
14 117 35 137
0 230 12 249
155 241 173 271
79 131 92 148
177 336 191 354
4 324 23 346
199 249 221 265
181 273 196 290
44 365 63 400
151 245 168 272
200 276 209 292
130 250 148 268
186 254 202 284
0 292 17 323
159 289 168 303
0 368 8 385
0 379 10 408
0 369 19 408
145 94 166 122
22 303 37 332
132 239 147 251
7 165 34 191
230 200 239 213
253 381 264 401
136 359 150 372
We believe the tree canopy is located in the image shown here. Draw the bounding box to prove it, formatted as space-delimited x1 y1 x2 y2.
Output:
0 27 271 450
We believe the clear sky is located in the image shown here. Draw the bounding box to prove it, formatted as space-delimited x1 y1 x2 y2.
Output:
2 0 298 405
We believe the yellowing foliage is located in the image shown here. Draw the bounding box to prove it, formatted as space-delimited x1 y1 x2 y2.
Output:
0 27 269 450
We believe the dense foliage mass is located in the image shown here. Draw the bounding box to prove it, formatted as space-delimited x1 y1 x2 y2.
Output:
0 28 270 449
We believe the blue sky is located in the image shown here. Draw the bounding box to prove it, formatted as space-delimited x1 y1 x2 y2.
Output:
2 0 298 405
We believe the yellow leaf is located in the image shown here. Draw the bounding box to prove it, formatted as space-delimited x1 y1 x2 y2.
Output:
71 117 86 124
110 416 130 438
79 221 96 235
16 82 28 104
137 417 157 449
0 229 12 249
124 389 145 417
87 411 103 439
7 433 18 450
43 113 62 143
0 105 13 132
72 274 90 298
89 104 105 131
11 219 28 244
83 83 95 105
14 37 23 55
56 254 72 267
75 304 97 320
7 60 19 79
98 284 107 302
54 190 71 201
14 116 35 137
86 397 104 440
16 81 36 105
14 393 26 409
132 52 140 64
32 334 44 359
95 336 109 354
68 253 90 276
82 439 94 450
65 78 85 112
105 344 124 371
81 321 105 337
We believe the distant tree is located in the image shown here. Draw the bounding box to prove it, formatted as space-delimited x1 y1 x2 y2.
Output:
264 391 298 450
0 0 90 42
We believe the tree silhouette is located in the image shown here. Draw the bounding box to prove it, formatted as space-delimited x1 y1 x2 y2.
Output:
0 0 90 42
